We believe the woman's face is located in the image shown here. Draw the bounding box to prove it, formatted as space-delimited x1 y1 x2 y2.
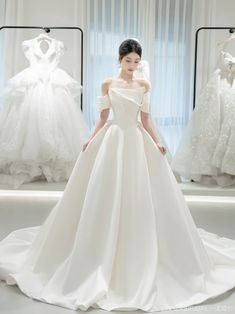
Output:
120 52 141 75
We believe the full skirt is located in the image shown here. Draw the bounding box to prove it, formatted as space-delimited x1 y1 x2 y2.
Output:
0 67 89 187
0 121 235 311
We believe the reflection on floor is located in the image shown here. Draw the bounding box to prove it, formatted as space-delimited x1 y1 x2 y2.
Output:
0 180 66 191
181 181 235 196
0 180 235 314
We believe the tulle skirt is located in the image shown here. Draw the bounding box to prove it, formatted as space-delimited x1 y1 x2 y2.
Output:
0 66 90 187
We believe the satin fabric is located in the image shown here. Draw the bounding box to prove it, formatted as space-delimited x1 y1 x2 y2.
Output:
0 87 235 312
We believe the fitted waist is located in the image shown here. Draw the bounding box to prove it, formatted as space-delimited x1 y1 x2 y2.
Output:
107 119 143 130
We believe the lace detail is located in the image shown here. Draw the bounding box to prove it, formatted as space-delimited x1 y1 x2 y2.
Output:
171 54 235 186
0 36 89 187
221 51 235 74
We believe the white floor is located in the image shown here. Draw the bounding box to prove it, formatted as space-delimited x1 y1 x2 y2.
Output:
0 180 235 313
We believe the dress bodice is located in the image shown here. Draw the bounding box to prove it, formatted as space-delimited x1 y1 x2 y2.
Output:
97 87 150 129
22 37 64 71
220 51 235 76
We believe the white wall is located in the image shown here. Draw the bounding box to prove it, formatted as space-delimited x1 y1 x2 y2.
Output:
214 0 235 54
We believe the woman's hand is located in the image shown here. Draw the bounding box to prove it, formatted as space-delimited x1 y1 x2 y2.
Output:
82 140 90 152
157 142 167 155
82 81 111 154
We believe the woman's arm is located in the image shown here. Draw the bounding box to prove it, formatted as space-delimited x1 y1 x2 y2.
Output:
140 80 167 155
141 112 167 155
82 80 111 152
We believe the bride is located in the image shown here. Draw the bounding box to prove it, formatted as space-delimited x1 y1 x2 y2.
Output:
0 39 235 312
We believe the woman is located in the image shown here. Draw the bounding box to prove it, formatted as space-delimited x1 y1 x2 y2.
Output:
0 39 235 312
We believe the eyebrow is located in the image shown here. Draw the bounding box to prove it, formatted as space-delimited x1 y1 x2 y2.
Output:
125 57 140 61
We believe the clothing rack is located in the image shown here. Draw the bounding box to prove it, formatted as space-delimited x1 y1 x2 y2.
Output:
193 26 235 109
0 25 84 110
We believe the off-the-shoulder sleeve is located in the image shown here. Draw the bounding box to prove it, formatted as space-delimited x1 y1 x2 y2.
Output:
97 94 111 112
22 40 30 51
57 40 65 57
140 91 150 113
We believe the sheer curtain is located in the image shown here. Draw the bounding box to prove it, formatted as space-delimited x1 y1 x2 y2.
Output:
0 0 24 89
81 0 215 154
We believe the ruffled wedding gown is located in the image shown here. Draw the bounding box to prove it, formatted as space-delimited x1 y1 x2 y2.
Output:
0 87 235 312
0 35 89 187
171 50 235 186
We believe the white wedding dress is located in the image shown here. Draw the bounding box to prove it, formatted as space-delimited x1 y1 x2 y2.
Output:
171 50 235 186
0 87 235 312
0 35 89 187
133 60 173 166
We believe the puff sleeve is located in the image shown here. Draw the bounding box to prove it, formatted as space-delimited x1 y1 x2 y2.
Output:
97 94 111 112
140 91 150 113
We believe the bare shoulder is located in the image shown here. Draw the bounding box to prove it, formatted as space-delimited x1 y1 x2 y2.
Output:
137 79 151 92
101 78 113 95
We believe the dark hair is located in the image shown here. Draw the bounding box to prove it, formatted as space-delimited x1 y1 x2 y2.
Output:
118 39 142 62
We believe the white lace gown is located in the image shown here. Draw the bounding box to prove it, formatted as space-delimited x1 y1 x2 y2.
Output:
171 51 235 186
0 36 89 187
0 87 235 312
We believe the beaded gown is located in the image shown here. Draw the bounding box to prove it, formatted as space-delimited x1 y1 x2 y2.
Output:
171 51 235 186
0 87 235 312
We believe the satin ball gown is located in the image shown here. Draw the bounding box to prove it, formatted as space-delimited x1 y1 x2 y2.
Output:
0 86 235 311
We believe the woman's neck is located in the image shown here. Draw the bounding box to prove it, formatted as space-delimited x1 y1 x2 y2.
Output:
118 70 134 84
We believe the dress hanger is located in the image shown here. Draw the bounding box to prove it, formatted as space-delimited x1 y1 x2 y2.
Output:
36 32 53 42
217 30 235 47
